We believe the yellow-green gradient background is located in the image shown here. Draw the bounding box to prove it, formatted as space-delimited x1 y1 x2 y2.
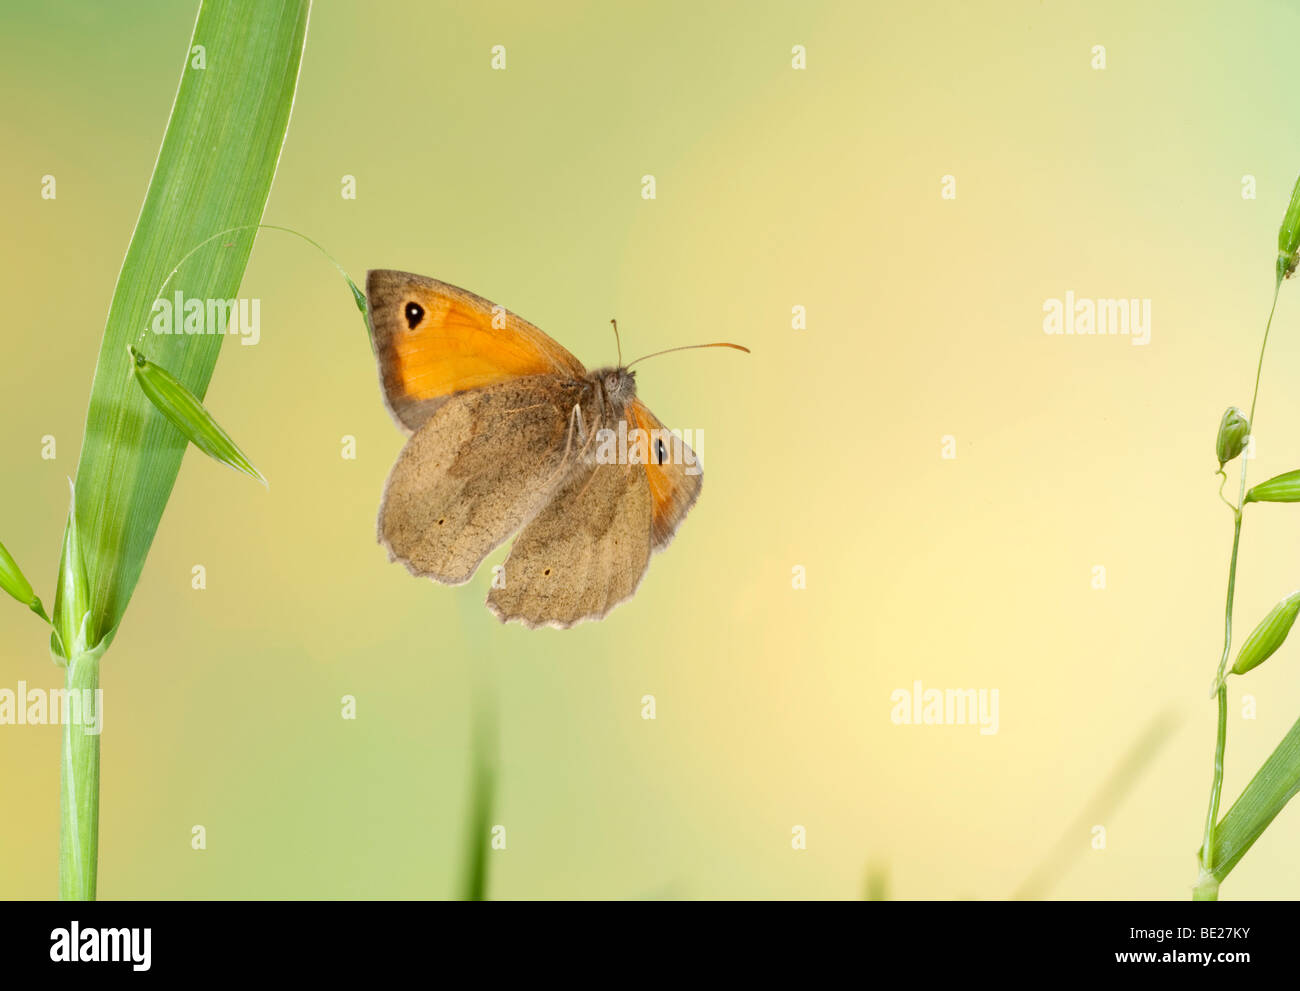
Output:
4 0 1300 899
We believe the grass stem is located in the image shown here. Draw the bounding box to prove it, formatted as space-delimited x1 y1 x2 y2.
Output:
1198 283 1283 896
58 652 101 900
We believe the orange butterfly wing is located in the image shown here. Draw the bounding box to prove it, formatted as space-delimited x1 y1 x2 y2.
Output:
366 270 588 433
627 399 703 550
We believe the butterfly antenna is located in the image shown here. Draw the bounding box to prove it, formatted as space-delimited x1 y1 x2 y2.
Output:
625 341 750 369
610 319 623 366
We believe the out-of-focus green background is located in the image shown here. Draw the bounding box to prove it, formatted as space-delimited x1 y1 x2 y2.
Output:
4 0 1300 899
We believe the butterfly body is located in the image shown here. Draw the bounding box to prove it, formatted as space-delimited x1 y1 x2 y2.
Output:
366 270 709 628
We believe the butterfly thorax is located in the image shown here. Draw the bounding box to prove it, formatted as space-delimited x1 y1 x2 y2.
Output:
589 367 637 417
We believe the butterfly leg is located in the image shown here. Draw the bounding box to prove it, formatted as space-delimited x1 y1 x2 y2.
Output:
572 427 620 505
535 403 590 494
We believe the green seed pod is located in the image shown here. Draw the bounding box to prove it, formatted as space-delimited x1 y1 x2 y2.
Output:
129 346 266 486
1244 468 1300 504
347 276 366 314
1216 407 1249 469
0 538 47 619
1232 590 1300 676
1279 173 1300 285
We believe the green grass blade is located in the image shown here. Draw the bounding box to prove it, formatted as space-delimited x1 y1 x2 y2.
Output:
459 707 497 901
1013 711 1179 900
1209 713 1300 884
0 538 48 622
863 863 889 901
52 0 310 651
51 0 310 901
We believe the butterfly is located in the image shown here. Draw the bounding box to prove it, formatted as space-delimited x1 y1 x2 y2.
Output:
365 270 747 628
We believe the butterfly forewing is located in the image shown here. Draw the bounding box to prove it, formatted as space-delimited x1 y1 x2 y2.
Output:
366 270 587 433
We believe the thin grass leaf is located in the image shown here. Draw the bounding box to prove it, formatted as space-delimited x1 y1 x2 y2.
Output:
52 0 309 652
129 346 266 485
48 0 310 901
459 706 497 901
0 538 49 622
863 863 889 901
1209 713 1300 884
1014 711 1179 900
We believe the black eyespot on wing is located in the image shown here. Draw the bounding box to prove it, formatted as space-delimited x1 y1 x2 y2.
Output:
654 438 668 465
404 301 424 329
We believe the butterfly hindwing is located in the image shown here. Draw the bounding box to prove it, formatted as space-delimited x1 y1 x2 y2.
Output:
487 461 653 628
378 376 587 585
628 399 703 550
